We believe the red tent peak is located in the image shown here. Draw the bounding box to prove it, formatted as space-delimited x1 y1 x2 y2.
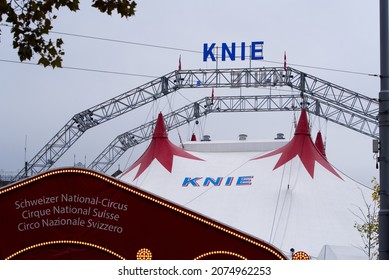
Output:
191 133 197 141
252 110 342 180
314 131 327 159
153 112 168 138
295 108 310 135
120 113 204 180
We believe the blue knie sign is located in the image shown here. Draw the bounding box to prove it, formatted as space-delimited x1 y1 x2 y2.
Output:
203 41 264 62
182 176 254 187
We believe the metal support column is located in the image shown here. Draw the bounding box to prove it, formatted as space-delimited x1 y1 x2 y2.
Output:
379 0 389 260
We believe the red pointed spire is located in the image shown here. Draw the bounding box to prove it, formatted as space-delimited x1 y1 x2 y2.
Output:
120 113 203 180
252 109 341 179
153 112 168 138
294 108 310 135
315 131 327 159
191 133 197 141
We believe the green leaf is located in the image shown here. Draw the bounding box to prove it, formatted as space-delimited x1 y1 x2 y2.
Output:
38 56 51 67
3 0 137 68
56 38 63 48
51 56 63 68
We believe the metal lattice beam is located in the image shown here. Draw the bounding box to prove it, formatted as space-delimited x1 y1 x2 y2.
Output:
89 94 379 174
12 67 379 182
12 73 181 181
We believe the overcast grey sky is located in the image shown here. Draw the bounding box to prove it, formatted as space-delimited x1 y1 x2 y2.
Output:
0 0 380 185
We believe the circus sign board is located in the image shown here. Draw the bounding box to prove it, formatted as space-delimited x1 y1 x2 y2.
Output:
0 168 286 260
0 169 133 260
203 41 264 62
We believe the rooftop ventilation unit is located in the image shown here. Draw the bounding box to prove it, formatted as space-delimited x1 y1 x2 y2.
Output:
275 133 285 140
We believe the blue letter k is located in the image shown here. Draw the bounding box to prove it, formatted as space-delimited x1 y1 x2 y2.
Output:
203 43 216 62
182 177 202 187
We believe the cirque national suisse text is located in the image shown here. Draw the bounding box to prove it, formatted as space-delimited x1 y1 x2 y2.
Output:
14 193 128 233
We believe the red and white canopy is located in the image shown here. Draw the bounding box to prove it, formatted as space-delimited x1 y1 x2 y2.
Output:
119 110 373 259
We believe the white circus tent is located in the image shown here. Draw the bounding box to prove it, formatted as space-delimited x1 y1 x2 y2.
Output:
119 110 373 259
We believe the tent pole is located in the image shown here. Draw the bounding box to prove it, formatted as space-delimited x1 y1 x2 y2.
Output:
379 0 389 260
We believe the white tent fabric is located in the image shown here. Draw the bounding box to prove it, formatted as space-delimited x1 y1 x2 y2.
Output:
317 245 368 260
119 112 373 259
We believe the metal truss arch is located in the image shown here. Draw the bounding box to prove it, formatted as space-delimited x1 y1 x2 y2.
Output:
11 67 379 183
89 94 378 174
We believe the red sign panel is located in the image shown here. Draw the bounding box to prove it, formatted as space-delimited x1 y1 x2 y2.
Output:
0 168 285 260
